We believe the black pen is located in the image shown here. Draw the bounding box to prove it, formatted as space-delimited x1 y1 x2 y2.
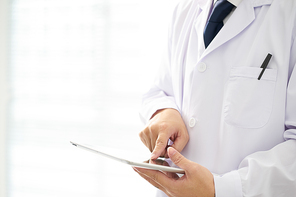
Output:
258 53 272 80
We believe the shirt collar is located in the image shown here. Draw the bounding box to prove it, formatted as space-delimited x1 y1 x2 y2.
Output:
214 0 242 7
197 0 211 10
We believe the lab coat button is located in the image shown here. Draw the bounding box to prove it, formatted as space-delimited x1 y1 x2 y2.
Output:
197 62 207 72
189 118 196 128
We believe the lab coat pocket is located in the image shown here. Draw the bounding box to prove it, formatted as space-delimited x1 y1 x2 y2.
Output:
224 67 277 129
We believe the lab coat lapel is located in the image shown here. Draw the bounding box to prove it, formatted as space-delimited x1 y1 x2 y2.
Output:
172 0 203 110
201 0 273 59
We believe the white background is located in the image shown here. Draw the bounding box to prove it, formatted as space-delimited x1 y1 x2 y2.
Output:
1 0 179 196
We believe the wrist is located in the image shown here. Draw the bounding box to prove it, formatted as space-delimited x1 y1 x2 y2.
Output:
150 109 166 119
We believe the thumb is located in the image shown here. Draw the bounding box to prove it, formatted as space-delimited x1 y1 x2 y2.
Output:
168 147 192 172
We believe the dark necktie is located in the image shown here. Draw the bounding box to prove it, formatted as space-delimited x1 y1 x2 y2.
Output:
203 0 235 48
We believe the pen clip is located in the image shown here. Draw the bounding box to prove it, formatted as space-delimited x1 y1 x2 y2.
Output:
258 53 272 80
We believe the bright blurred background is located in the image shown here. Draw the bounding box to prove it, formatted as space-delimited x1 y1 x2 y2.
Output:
0 0 179 196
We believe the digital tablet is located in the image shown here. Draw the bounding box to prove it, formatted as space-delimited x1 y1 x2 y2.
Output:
70 141 185 174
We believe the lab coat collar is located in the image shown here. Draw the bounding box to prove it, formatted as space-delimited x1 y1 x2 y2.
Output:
201 0 273 59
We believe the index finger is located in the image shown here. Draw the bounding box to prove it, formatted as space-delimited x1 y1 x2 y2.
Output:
151 133 170 159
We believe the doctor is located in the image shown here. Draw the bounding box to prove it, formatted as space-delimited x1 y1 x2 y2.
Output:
133 0 296 196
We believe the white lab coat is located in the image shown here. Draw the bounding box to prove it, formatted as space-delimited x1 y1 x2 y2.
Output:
140 0 296 196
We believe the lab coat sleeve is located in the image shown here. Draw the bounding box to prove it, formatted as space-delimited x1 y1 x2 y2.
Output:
214 32 296 197
139 13 179 123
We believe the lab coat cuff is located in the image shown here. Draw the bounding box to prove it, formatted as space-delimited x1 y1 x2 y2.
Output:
213 170 243 197
139 97 179 123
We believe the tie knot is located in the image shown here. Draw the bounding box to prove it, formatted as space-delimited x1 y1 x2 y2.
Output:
209 0 235 23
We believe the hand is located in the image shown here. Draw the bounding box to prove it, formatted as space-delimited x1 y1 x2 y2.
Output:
139 108 189 159
133 147 215 197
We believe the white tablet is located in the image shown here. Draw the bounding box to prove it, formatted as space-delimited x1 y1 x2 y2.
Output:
70 141 185 174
